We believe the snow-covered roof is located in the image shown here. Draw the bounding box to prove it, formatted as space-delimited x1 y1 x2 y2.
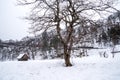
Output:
17 54 26 59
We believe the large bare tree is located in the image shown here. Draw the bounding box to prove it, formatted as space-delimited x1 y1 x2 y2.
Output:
18 0 118 66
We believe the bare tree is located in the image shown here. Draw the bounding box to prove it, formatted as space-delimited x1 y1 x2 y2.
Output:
18 0 118 66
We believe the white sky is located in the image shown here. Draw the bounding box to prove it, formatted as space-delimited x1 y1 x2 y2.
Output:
0 0 30 41
0 0 120 41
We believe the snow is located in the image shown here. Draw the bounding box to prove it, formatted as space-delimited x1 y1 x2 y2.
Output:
17 53 29 59
0 53 120 80
17 54 25 59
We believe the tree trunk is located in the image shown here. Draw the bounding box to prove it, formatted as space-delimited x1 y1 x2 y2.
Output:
64 46 72 67
64 53 72 67
112 46 115 58
32 52 35 60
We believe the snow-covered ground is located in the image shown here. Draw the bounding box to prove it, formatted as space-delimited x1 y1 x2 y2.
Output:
0 51 120 80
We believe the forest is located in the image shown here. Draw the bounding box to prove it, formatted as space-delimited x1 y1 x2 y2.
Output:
0 11 120 61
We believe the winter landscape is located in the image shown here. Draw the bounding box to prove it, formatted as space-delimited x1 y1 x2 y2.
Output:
0 0 120 80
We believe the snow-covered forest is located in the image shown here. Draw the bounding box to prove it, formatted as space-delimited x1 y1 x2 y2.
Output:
0 11 120 61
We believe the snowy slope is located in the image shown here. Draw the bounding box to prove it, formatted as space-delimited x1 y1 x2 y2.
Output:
0 54 120 80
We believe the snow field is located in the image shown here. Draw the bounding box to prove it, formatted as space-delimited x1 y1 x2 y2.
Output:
0 53 120 80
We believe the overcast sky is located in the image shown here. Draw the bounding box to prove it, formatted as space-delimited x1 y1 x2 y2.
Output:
0 0 120 41
0 0 31 41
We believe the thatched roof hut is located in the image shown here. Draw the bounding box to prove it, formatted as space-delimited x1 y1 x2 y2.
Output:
17 53 29 61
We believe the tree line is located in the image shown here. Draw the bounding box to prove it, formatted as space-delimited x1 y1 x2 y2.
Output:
0 10 120 62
